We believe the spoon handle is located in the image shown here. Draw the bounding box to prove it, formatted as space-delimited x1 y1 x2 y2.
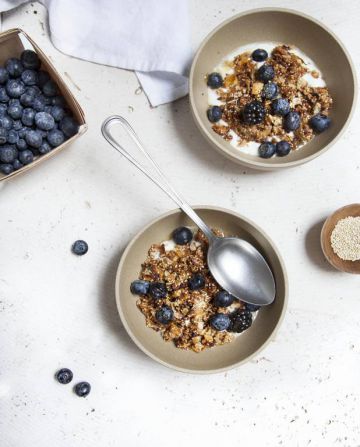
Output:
101 115 216 242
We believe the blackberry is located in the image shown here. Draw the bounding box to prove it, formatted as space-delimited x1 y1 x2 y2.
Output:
242 101 266 125
228 310 252 333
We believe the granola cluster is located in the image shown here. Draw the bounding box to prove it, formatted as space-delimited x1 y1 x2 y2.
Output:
137 229 244 352
211 45 333 150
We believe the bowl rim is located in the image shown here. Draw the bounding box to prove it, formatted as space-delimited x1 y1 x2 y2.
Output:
189 7 358 170
115 205 289 374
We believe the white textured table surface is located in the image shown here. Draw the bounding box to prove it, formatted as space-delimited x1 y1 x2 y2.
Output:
1 1 360 446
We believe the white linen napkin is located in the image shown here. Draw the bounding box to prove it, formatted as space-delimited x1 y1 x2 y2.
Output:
0 0 191 106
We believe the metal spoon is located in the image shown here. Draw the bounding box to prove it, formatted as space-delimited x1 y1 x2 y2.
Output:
101 116 276 306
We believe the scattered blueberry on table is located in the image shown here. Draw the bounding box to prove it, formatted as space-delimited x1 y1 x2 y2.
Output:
55 368 73 384
74 381 91 397
71 240 88 256
0 49 79 177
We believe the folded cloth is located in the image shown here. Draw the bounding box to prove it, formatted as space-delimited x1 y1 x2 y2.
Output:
0 0 191 106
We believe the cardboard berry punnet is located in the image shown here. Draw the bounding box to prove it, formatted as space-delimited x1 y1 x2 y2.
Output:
0 28 87 181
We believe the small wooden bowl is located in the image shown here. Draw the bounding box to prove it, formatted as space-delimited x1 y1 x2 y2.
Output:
321 204 360 274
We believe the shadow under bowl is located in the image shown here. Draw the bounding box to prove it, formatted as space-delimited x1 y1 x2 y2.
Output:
190 8 357 170
115 206 288 374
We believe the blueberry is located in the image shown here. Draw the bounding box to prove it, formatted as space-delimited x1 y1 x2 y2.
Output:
0 104 7 116
13 120 23 131
188 273 205 291
51 95 66 107
210 313 230 331
213 290 234 307
5 58 23 77
7 130 19 145
130 279 150 295
245 303 261 312
59 116 79 137
149 282 167 299
44 105 53 114
207 105 222 123
172 226 193 245
262 82 278 100
6 79 25 98
252 48 268 62
0 128 7 144
20 93 34 107
18 149 34 165
42 80 58 97
0 67 9 84
74 381 91 397
0 116 13 130
8 102 23 120
12 159 23 170
21 69 38 86
25 129 42 148
259 142 276 159
38 141 51 154
21 50 41 70
0 144 17 163
275 140 291 157
243 101 266 125
18 128 26 139
37 70 50 88
0 87 9 103
47 129 65 147
271 98 290 116
207 72 223 89
50 105 65 122
257 64 275 82
22 108 36 126
284 111 301 132
55 368 73 384
16 138 27 151
33 95 47 112
228 310 252 333
309 114 331 133
71 240 88 255
35 111 55 131
0 163 13 175
27 85 41 96
155 305 174 325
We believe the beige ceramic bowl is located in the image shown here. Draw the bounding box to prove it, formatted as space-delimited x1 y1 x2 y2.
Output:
189 8 357 170
115 207 288 374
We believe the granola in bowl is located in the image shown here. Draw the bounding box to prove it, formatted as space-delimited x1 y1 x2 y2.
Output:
130 227 259 353
206 43 333 158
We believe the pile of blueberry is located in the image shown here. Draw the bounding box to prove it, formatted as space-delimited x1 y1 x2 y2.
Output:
130 226 261 334
0 49 79 176
206 48 331 159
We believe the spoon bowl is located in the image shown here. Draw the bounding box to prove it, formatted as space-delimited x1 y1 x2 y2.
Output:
208 237 276 305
